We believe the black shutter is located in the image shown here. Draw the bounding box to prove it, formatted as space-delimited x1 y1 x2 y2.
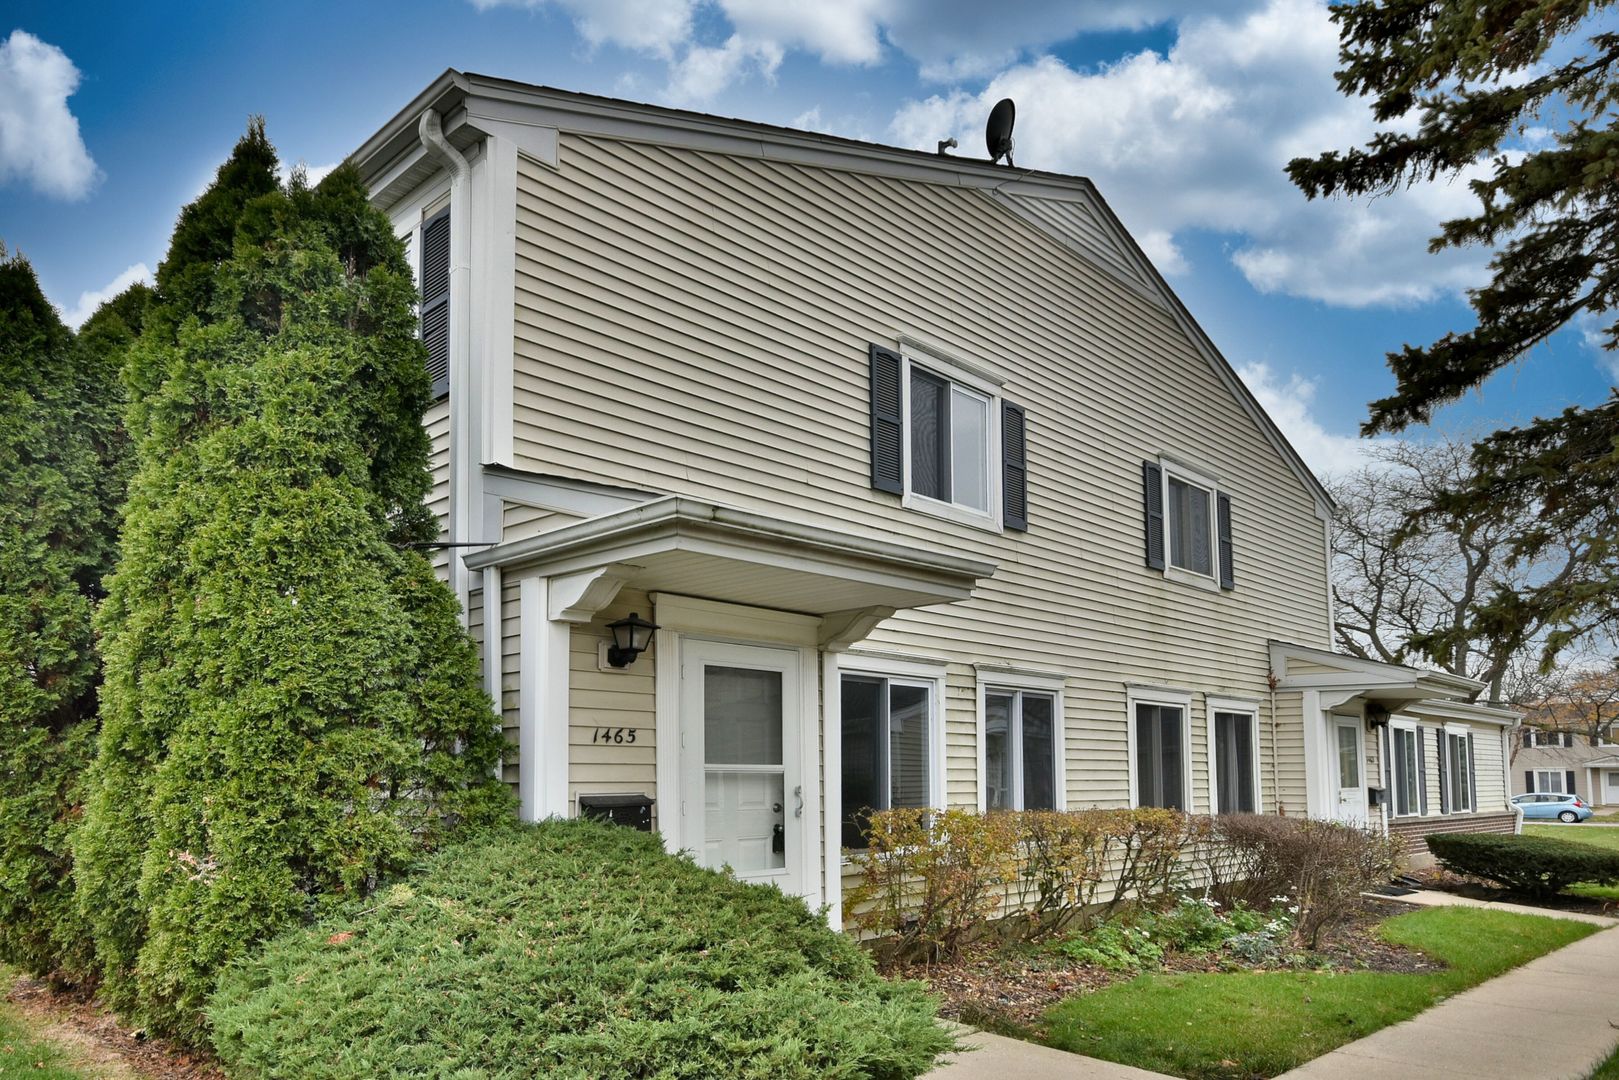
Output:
1416 728 1428 814
1216 493 1235 590
1002 401 1028 532
868 344 904 494
1525 770 1535 793
1143 462 1165 570
1568 770 1578 796
1467 733 1478 811
1437 732 1450 814
419 208 451 399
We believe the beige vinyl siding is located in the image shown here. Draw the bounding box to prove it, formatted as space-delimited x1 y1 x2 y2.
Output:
1473 728 1506 810
424 396 451 580
1267 692 1307 815
511 133 1329 815
502 502 580 544
569 589 658 820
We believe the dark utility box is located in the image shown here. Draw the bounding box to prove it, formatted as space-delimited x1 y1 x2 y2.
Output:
578 793 655 832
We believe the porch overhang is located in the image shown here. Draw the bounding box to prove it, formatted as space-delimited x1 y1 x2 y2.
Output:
1268 640 1516 719
462 496 996 617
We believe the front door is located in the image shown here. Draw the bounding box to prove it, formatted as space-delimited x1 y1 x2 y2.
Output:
679 641 806 897
1333 717 1367 826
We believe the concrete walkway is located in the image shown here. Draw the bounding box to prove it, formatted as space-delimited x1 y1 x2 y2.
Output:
926 1026 1169 1079
1377 887 1618 926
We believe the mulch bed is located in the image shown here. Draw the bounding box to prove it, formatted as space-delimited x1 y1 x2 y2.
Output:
889 898 1438 1033
4 975 223 1080
1408 866 1619 916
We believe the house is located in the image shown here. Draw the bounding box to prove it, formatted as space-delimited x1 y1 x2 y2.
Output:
1514 726 1619 808
348 70 1521 920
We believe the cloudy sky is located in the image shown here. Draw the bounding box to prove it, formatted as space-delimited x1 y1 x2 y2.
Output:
2 0 1610 478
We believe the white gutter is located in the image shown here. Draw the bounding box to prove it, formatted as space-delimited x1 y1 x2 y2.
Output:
418 109 479 624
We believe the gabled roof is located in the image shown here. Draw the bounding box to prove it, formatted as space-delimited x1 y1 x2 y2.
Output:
1269 640 1523 726
350 70 1334 516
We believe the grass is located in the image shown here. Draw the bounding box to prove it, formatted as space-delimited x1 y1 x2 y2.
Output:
0 970 90 1080
1590 1044 1619 1080
1043 906 1596 1080
1524 824 1619 901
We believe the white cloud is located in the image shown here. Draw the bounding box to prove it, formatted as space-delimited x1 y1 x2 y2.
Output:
888 0 1492 307
666 35 783 104
0 30 100 200
1236 361 1389 478
58 262 151 330
278 160 339 188
469 0 698 57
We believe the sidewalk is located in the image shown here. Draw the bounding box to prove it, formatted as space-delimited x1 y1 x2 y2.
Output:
1377 887 1618 927
926 1026 1169 1079
1276 904 1619 1080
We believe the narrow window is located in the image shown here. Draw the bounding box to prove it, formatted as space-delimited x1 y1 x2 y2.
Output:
1134 702 1186 810
984 689 1058 811
1166 476 1213 575
1446 732 1472 812
841 675 932 848
1391 727 1420 816
1213 710 1257 814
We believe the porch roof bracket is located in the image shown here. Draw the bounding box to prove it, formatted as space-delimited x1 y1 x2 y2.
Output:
818 606 898 653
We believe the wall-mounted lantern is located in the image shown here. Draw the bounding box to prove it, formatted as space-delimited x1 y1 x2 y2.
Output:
605 612 658 668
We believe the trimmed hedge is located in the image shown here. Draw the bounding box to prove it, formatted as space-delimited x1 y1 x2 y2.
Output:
209 819 954 1079
1426 831 1619 898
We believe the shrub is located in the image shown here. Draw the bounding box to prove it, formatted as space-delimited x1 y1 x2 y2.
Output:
1212 814 1399 947
846 808 1021 962
1100 808 1195 916
1426 832 1619 898
209 819 953 1080
1008 809 1110 939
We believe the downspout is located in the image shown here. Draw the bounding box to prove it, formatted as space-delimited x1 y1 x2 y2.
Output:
1268 671 1282 815
418 109 477 626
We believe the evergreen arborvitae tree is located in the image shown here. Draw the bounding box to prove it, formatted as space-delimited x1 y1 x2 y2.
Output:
75 136 509 1040
1288 1 1619 660
0 250 132 981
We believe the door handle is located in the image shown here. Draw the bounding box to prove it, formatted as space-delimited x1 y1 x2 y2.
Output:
793 785 803 818
772 802 783 814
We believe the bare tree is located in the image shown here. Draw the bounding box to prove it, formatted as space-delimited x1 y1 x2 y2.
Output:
1520 661 1619 747
1329 436 1590 701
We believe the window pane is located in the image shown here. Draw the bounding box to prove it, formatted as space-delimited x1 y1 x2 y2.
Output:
910 370 949 501
1021 693 1056 810
1136 704 1184 810
984 693 1013 810
1394 729 1419 815
1336 724 1359 788
1215 712 1255 814
840 677 883 848
889 684 930 809
1167 477 1212 575
950 386 989 513
704 667 783 765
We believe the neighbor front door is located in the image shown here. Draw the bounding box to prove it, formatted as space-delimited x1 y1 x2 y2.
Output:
1333 717 1367 826
679 640 807 897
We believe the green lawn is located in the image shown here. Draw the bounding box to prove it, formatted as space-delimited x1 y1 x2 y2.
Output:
1523 824 1619 901
0 1009 87 1080
1043 906 1596 1080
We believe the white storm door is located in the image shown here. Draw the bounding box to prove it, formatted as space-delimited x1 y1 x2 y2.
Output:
680 641 805 897
1333 718 1367 826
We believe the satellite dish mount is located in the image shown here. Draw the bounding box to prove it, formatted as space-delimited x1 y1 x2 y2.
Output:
986 98 1016 166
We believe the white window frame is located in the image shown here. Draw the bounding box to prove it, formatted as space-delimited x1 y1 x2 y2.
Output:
1158 457 1222 592
1532 769 1569 795
837 653 948 825
976 671 1066 812
1206 696 1262 815
1442 723 1473 814
1126 685 1195 811
1389 718 1422 818
898 343 1004 532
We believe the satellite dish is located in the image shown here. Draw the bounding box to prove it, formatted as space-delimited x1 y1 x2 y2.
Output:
986 98 1015 166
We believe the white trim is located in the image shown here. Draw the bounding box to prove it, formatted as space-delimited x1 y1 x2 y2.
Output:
975 675 1068 812
653 626 681 854
1159 458 1221 585
897 343 1004 533
822 651 844 930
517 574 570 821
650 592 821 647
1125 685 1195 811
1206 700 1261 815
1387 717 1422 819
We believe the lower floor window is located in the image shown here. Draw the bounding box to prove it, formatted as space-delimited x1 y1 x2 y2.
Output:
984 689 1057 811
1444 731 1473 812
1391 726 1420 816
1134 702 1186 810
1212 710 1257 814
841 675 931 848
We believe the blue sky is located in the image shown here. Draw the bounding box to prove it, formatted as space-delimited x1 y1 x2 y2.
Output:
3 0 1612 478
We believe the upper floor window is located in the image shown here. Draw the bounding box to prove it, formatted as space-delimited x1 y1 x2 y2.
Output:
419 206 451 400
868 342 1028 532
1522 728 1575 749
1142 459 1234 590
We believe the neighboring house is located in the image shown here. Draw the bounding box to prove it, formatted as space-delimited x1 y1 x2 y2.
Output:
1514 727 1619 808
348 70 1520 921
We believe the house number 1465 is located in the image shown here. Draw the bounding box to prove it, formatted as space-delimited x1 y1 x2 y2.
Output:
592 727 637 745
